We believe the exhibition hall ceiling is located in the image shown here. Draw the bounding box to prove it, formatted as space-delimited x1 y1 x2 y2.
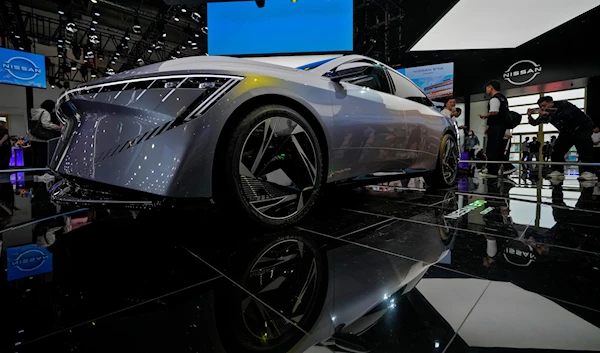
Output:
410 0 600 51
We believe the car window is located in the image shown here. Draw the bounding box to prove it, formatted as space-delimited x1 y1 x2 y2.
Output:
387 69 434 107
336 62 391 94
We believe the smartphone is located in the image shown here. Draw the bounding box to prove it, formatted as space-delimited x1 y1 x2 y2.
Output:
531 108 541 114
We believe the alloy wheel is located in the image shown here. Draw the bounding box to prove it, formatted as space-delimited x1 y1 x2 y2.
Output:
441 137 459 185
239 117 319 220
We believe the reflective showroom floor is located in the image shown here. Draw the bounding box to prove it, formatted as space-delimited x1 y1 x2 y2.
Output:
0 168 599 353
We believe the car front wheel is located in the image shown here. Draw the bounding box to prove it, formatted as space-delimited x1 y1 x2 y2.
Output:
222 104 324 228
424 133 459 188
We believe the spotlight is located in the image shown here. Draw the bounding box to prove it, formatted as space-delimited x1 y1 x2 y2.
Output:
176 50 180 54
201 26 208 34
133 19 142 34
14 34 21 39
94 12 100 17
58 53 63 58
92 20 98 25
147 49 152 53
192 46 198 50
58 8 65 15
71 62 77 71
58 39 63 43
51 85 55 89
91 70 97 78
162 32 167 38
115 52 120 56
137 58 143 63
181 7 187 13
66 22 77 33
91 0 97 3
19 47 25 51
173 15 180 22
98 53 104 61
187 39 192 44
90 27 96 31
110 60 115 65
191 42 197 46
58 44 63 48
87 50 94 56
191 12 201 22
181 45 186 50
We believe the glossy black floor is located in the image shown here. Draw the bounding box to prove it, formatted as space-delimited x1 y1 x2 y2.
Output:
0 169 599 353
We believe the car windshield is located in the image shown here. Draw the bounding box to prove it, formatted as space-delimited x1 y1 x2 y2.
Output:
296 57 338 71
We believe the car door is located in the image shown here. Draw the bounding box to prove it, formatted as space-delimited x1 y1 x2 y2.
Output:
386 69 447 170
329 60 410 182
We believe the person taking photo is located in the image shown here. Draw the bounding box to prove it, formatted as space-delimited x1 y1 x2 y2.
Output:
527 96 597 181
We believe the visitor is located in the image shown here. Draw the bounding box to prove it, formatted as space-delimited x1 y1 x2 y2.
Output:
0 118 11 170
527 96 596 181
529 137 541 162
542 141 550 162
592 127 600 165
521 137 530 161
29 100 61 168
479 80 511 177
440 97 466 130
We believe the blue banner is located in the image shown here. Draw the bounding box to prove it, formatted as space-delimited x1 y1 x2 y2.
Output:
7 244 53 281
0 47 47 89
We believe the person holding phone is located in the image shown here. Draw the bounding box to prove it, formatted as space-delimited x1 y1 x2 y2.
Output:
527 96 596 181
441 97 466 129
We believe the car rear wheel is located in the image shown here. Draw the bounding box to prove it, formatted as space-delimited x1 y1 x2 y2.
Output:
222 105 324 228
424 134 459 188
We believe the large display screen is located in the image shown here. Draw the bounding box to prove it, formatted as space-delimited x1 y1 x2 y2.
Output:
207 0 353 56
0 47 46 89
398 62 454 100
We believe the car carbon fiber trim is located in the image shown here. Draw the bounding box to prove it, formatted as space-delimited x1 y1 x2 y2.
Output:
91 77 242 163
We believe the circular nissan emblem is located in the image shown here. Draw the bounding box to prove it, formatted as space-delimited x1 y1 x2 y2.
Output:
4 56 41 81
13 249 48 271
503 60 542 86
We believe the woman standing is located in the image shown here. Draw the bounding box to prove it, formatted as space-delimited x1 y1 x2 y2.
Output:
29 100 61 168
464 130 480 162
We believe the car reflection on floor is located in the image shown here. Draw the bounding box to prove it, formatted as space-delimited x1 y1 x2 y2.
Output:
0 172 599 353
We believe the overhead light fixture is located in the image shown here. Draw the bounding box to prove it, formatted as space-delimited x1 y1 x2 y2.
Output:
92 20 98 25
58 8 65 15
187 39 192 44
409 0 600 51
192 46 198 50
58 39 63 43
66 22 77 33
173 15 180 22
162 32 167 38
115 52 120 56
111 60 116 64
191 42 197 46
181 45 186 50
14 34 21 39
90 27 96 31
87 50 94 56
137 58 143 62
176 50 181 54
201 26 207 34
58 44 63 48
19 47 25 51
124 34 130 41
133 19 142 34
181 7 187 13
147 49 153 53
91 70 97 78
71 62 77 71
191 12 201 22
91 0 98 3
94 12 100 17
98 54 104 61
58 53 63 58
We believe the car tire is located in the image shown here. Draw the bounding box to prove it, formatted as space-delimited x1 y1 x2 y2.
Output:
222 104 324 228
424 133 459 188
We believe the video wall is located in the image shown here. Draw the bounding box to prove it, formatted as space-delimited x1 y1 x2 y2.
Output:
0 47 46 89
207 0 353 56
398 62 454 100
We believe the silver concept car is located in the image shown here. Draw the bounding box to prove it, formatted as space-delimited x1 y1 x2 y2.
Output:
49 55 459 227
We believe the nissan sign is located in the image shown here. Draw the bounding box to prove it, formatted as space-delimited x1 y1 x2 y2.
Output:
0 47 47 88
503 60 542 86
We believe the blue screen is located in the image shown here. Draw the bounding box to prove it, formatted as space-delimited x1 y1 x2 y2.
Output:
0 47 46 88
208 0 353 56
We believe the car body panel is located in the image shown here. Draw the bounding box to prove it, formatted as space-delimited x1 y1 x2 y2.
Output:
50 55 454 201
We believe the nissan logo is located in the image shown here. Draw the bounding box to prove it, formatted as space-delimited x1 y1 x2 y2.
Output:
11 248 49 272
2 56 42 81
503 60 542 86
